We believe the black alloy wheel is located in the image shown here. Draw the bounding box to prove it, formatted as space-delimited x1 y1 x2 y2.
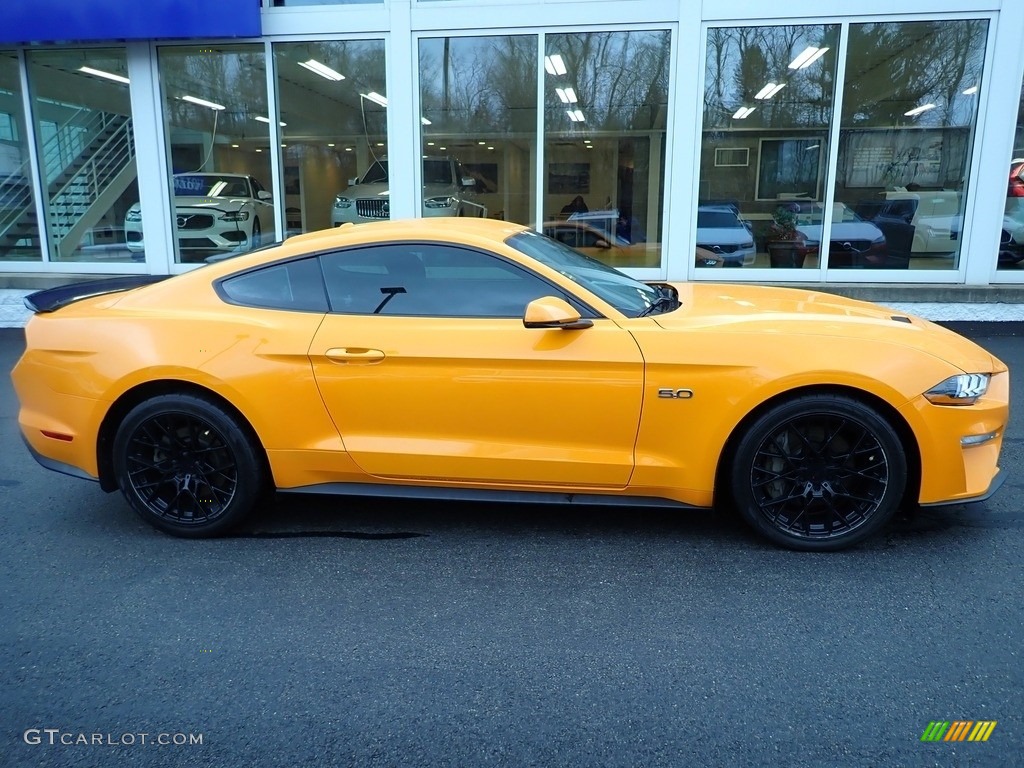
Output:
730 394 907 551
113 394 266 537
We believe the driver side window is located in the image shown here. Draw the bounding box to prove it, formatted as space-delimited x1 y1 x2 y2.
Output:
319 244 571 318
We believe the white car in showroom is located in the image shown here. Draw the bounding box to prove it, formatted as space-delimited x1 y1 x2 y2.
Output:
331 156 485 225
125 173 275 262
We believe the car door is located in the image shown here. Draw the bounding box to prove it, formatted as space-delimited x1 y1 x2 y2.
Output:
308 242 644 487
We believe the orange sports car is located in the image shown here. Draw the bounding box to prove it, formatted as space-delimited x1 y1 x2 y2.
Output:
11 218 1008 550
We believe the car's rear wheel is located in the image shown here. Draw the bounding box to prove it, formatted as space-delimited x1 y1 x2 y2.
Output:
112 394 266 537
729 394 906 551
250 217 262 248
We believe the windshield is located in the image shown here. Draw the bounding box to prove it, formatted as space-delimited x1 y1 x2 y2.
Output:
423 159 453 185
506 230 665 317
360 161 389 184
696 209 744 228
173 175 250 197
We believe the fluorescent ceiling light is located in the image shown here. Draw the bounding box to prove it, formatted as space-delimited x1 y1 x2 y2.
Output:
79 66 129 85
754 82 786 100
556 87 578 104
805 144 820 151
963 85 979 95
904 103 936 117
421 117 432 125
545 55 567 76
732 106 755 119
182 94 225 111
566 109 585 122
788 46 829 70
298 58 345 81
362 91 388 107
253 116 287 126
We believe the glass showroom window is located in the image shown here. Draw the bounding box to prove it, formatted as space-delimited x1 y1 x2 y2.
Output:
998 80 1024 272
419 35 537 226
274 40 386 235
157 44 274 264
698 25 839 271
0 51 39 261
25 48 139 263
833 20 987 272
543 30 670 269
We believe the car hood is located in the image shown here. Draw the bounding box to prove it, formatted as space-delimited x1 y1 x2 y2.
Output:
344 182 454 199
173 195 249 211
695 227 754 246
797 221 883 243
652 283 1000 373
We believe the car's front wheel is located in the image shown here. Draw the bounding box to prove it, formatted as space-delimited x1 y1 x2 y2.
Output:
250 217 262 248
112 393 267 537
729 394 907 551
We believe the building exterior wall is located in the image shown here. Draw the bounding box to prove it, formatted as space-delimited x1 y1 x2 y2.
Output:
0 0 1022 287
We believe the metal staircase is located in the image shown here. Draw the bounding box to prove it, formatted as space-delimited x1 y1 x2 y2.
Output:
0 109 136 260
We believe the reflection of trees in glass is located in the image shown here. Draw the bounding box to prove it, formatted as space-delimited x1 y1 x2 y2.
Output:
703 26 838 129
276 41 387 138
419 36 536 135
545 31 670 132
843 21 987 129
161 46 267 139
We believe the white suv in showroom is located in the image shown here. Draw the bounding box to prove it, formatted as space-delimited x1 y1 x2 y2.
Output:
331 156 485 225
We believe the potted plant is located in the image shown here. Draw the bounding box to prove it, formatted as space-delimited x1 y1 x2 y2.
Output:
767 205 807 268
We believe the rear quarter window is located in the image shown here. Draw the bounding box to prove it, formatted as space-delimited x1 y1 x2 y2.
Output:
218 257 328 312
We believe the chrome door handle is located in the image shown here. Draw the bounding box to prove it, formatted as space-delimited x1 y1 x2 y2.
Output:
324 347 385 364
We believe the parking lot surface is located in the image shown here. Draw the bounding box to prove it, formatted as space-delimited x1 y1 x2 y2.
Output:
1 325 1021 767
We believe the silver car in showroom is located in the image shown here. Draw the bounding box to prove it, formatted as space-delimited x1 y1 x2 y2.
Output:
331 156 485 225
125 173 275 262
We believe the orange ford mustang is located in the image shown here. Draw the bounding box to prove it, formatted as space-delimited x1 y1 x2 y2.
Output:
11 218 1009 550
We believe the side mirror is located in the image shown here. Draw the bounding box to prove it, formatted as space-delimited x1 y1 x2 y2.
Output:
348 177 359 186
257 190 272 201
523 296 593 330
461 176 475 188
593 238 612 249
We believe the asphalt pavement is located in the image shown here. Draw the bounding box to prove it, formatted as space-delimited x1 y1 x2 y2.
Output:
1 325 1022 767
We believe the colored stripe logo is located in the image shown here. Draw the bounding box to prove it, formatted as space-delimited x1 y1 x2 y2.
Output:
921 721 997 742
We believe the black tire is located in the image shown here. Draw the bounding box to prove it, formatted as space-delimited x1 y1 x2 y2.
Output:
112 393 266 538
250 217 262 249
729 394 906 551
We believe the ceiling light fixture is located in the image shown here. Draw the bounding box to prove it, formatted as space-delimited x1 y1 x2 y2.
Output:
788 46 829 70
254 116 287 126
962 85 979 95
362 92 388 107
755 82 786 100
566 109 585 123
732 106 756 119
79 66 130 85
182 94 225 111
544 54 567 76
904 103 936 117
298 58 345 81
556 87 578 104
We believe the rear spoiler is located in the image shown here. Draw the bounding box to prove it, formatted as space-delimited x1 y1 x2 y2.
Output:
24 275 173 314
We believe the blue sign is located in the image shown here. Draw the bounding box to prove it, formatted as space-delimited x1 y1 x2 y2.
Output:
1 0 261 44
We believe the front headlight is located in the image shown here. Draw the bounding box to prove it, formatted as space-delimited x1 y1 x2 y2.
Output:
219 210 250 222
924 373 990 406
125 209 142 222
334 196 353 209
424 196 456 209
